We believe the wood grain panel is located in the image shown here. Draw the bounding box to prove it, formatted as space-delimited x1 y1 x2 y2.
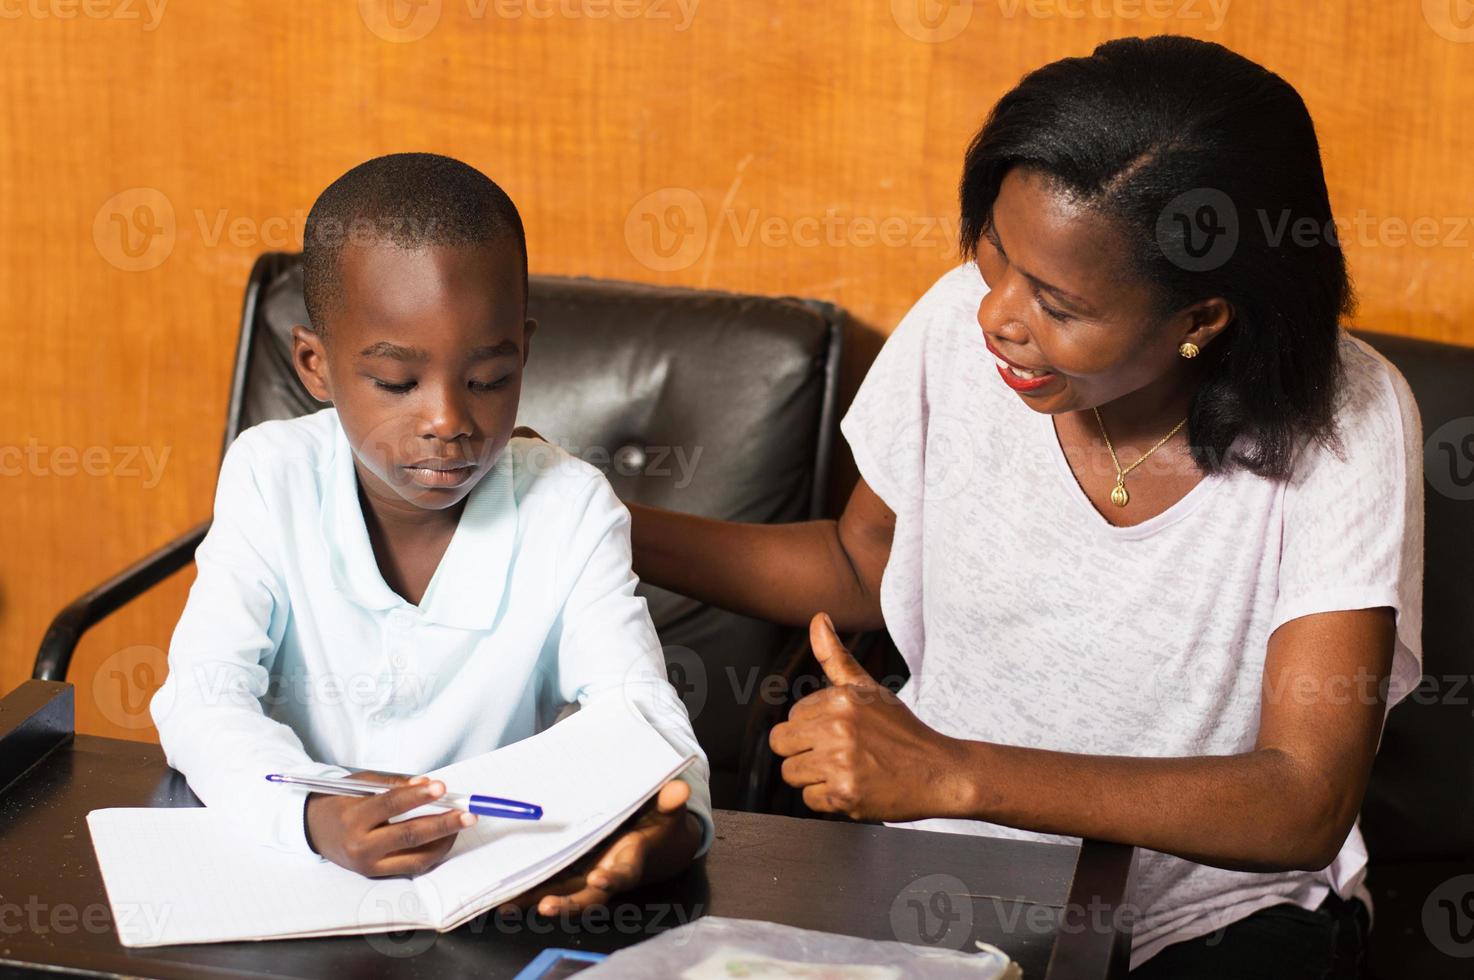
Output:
2 0 1470 738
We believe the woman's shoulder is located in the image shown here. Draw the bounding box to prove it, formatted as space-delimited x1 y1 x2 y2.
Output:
1332 332 1422 449
1285 331 1422 485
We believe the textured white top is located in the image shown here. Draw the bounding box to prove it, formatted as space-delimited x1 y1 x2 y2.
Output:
152 408 711 859
840 264 1423 967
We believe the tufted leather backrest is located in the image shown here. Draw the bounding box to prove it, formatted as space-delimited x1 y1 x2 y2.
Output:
229 253 844 807
1351 331 1474 863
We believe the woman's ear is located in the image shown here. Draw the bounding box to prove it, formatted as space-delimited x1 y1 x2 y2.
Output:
522 318 538 365
290 325 333 403
1178 297 1234 352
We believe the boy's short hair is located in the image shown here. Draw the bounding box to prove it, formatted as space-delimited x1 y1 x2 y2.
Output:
301 152 528 334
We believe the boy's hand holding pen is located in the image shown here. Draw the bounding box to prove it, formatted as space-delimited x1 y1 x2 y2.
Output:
300 772 476 878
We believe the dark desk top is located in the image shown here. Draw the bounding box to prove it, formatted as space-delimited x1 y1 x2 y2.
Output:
0 687 1133 979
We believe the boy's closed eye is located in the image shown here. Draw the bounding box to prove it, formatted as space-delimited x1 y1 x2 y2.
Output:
368 375 517 394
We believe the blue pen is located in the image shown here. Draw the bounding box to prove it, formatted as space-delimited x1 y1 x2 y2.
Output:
265 773 543 820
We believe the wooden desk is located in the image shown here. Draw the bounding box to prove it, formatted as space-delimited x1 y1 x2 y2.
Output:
0 681 1136 978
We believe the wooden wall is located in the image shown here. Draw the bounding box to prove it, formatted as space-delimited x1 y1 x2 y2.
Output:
3 0 1472 739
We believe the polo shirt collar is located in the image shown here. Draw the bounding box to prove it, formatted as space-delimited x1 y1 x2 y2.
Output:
319 413 515 631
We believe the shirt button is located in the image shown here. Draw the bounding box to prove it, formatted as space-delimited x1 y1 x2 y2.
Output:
388 610 413 630
392 655 406 669
369 710 387 724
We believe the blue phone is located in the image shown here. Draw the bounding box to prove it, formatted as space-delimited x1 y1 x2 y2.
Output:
512 948 608 979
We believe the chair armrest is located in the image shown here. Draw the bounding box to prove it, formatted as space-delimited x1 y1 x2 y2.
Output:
0 680 73 795
32 520 211 682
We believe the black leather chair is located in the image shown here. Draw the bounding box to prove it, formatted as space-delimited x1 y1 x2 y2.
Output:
34 252 845 813
1352 331 1474 980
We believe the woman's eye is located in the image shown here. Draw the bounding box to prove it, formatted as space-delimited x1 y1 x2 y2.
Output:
372 379 415 393
469 376 513 392
1035 292 1071 323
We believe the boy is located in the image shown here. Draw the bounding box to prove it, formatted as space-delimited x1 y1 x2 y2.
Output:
151 153 711 916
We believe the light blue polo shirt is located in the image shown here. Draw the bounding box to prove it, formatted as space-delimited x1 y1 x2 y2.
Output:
152 407 711 858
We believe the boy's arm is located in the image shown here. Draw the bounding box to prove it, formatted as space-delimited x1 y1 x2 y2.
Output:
551 474 714 857
151 435 349 856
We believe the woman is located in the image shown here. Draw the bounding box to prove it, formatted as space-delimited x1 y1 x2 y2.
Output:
628 36 1422 977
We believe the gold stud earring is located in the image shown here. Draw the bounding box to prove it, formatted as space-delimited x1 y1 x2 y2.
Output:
1178 342 1200 359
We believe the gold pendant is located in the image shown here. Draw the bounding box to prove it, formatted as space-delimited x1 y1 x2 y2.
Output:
1110 479 1129 507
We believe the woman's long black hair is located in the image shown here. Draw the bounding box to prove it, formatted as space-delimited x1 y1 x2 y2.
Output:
960 35 1350 479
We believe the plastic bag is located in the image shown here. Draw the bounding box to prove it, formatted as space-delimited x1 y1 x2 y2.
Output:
583 916 1022 979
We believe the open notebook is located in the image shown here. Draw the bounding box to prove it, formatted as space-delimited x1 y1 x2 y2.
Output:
86 697 695 947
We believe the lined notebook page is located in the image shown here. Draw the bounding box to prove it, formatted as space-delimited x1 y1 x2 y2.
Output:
87 695 688 947
86 807 425 945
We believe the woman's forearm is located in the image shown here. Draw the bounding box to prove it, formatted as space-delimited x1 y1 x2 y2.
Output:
626 503 884 631
939 740 1357 873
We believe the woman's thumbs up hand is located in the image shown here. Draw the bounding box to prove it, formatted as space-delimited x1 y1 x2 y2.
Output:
768 613 974 822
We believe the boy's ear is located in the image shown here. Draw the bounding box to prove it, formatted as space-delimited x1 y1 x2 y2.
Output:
290 325 333 403
522 318 538 365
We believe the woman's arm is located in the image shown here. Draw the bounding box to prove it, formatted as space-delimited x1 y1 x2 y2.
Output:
627 477 896 632
772 607 1396 873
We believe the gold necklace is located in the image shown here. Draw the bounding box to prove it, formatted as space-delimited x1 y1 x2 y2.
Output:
1092 407 1188 507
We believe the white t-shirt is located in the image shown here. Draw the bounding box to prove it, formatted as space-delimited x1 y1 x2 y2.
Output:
840 264 1424 968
